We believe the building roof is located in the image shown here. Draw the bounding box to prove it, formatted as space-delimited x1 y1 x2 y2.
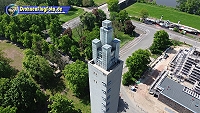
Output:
160 77 200 113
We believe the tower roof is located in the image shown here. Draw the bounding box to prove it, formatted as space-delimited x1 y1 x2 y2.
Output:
91 20 121 70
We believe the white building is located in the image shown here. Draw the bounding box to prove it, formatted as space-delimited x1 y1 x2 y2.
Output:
88 20 123 113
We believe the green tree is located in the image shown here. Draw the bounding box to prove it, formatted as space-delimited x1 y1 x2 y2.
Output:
81 28 99 59
124 20 135 36
21 31 32 48
0 50 17 78
0 78 10 104
84 46 92 60
0 106 17 113
23 49 54 85
150 30 171 54
63 60 89 97
31 33 43 55
123 49 151 85
49 18 62 43
41 39 49 55
107 0 119 12
3 71 46 113
110 12 118 21
92 9 107 27
48 93 80 113
80 12 96 31
177 0 200 15
5 21 19 42
58 35 73 53
0 61 16 78
140 9 149 21
117 10 130 25
122 71 134 86
29 24 41 34
70 45 80 60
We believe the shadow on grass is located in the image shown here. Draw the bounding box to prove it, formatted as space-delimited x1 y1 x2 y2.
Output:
80 94 90 105
44 76 66 94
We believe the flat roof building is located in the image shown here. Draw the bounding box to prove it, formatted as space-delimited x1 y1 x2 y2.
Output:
150 47 200 113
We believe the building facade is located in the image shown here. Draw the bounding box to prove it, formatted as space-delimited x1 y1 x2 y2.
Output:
88 20 123 113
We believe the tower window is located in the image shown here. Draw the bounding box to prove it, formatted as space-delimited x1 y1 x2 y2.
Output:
107 88 111 93
106 101 110 106
107 95 110 100
108 81 111 86
106 108 110 112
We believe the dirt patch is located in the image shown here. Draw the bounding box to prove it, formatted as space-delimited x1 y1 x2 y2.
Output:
0 40 24 70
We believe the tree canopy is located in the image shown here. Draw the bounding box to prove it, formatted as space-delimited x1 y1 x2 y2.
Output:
107 0 119 12
0 50 17 78
123 49 151 85
92 9 107 27
80 12 96 31
2 71 46 113
22 49 54 85
150 30 171 54
48 93 80 113
140 9 149 20
0 106 17 113
176 0 200 15
63 60 89 97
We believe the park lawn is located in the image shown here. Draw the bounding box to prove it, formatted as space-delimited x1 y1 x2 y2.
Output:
65 85 91 113
93 0 107 6
115 31 134 47
125 3 200 30
59 7 84 23
0 40 24 71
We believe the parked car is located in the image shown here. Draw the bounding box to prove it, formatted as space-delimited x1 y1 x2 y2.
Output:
163 54 169 59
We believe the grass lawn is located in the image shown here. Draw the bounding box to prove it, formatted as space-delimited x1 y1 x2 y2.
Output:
151 54 159 59
65 89 91 113
125 3 200 30
115 31 135 47
0 40 24 71
59 7 84 23
93 0 107 6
